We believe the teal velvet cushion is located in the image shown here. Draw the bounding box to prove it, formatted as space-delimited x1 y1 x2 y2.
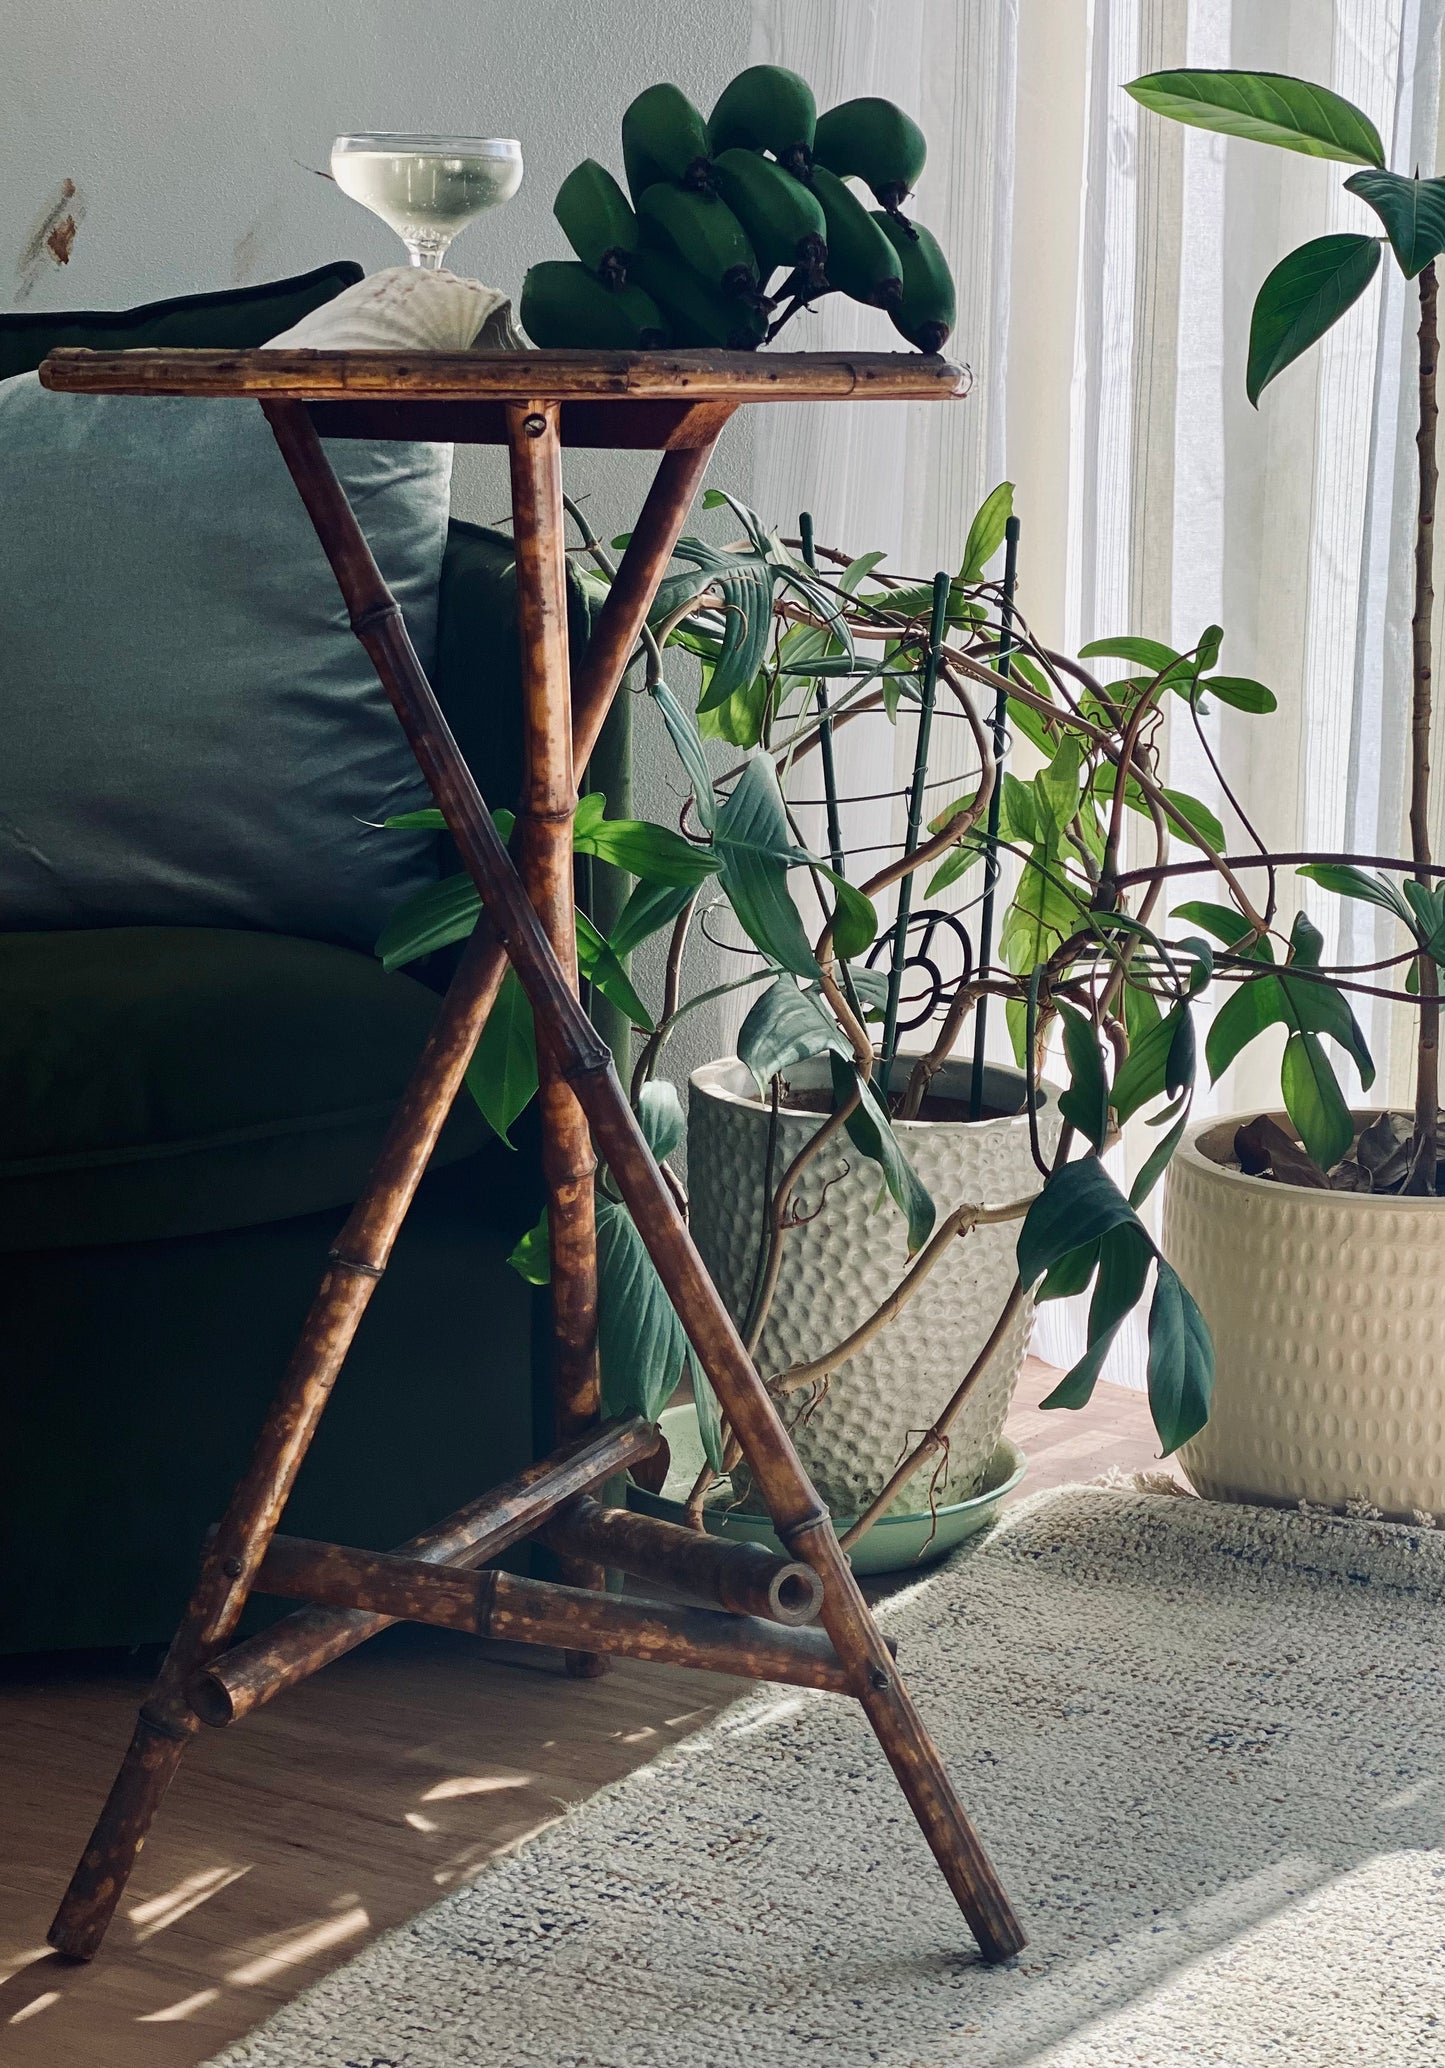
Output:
0 367 449 951
0 927 488 1250
0 260 363 381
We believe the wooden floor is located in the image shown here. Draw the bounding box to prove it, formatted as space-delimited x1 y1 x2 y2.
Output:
0 1362 1173 2065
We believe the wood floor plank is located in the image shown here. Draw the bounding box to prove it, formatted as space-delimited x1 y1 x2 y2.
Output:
0 1364 1165 2065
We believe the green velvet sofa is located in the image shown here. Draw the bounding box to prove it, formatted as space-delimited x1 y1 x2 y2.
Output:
0 266 626 1654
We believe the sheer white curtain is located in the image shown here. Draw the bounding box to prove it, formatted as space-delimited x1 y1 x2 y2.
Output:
743 0 1445 1384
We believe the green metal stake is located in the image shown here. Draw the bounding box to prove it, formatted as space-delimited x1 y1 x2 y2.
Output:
800 512 848 883
968 515 1021 1121
877 568 950 1101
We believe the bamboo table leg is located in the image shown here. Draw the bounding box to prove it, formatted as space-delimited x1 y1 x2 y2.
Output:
260 403 1025 1964
46 409 720 1965
508 402 605 1675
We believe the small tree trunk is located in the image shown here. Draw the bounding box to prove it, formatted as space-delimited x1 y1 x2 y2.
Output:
1408 261 1440 1193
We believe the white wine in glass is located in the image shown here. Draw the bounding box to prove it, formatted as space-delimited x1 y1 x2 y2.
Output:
331 134 523 270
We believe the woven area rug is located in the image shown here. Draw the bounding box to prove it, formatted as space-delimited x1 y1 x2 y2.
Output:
208 1488 1445 2067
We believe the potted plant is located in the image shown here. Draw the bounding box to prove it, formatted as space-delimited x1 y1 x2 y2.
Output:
1107 67 1445 1520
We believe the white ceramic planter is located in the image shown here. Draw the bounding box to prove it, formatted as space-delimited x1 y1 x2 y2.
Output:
687 1054 1060 1516
1163 1110 1445 1521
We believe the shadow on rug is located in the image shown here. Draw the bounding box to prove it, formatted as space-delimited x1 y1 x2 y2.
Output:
207 1487 1445 2067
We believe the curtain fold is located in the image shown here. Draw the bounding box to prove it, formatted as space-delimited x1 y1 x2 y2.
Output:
746 0 1445 1384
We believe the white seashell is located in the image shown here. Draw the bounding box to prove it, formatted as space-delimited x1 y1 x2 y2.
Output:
261 266 524 351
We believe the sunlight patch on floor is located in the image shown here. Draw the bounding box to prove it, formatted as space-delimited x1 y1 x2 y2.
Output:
128 1863 250 1941
136 1987 221 2023
421 1773 532 1802
6 1990 60 2025
226 1905 370 1987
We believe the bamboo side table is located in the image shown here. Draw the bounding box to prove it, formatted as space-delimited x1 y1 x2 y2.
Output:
36 345 1024 1969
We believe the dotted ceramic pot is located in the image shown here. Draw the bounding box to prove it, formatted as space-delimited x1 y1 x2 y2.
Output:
1163 1111 1445 1521
687 1055 1060 1517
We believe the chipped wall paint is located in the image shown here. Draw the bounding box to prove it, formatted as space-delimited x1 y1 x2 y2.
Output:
15 178 86 299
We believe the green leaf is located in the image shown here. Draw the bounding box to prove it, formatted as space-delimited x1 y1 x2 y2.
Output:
1147 1261 1214 1455
1123 971 1163 1043
609 880 697 959
1297 862 1414 926
1205 972 1284 1081
1165 1005 1196 1097
737 977 848 1093
1345 169 1445 279
636 1079 684 1161
1000 771 1038 845
1280 1029 1354 1168
1094 768 1225 854
1124 69 1385 168
1017 1154 1139 1289
1173 900 1266 952
384 807 448 831
465 967 537 1148
1033 734 1084 836
1402 878 1445 960
1037 1237 1101 1302
572 800 719 886
1056 1001 1109 1150
925 840 982 898
1078 634 1180 674
696 666 771 749
1202 674 1278 713
507 1209 551 1285
595 1196 689 1424
839 550 887 594
958 481 1015 582
650 679 717 830
1113 1004 1182 1124
1129 1105 1191 1209
815 866 878 958
714 754 819 978
1247 233 1382 405
830 1054 935 1254
375 872 481 971
575 911 653 1032
1039 1223 1153 1409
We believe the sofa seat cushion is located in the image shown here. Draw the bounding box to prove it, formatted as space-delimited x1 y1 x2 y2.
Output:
0 927 488 1250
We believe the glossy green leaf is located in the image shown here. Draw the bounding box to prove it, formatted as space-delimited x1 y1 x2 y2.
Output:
1205 972 1284 1082
375 872 481 971
1345 169 1445 278
738 977 848 1093
1165 1006 1196 1098
839 550 888 594
1078 633 1180 675
609 880 697 959
958 481 1015 582
507 1209 551 1285
575 912 654 1032
1017 1154 1139 1289
595 1196 689 1424
1123 971 1163 1042
1039 1223 1153 1409
384 807 448 831
1247 233 1382 405
1125 69 1385 167
650 678 717 830
572 794 718 886
1280 1028 1354 1168
714 754 819 978
1402 878 1445 960
830 1054 935 1254
465 968 537 1148
1202 674 1278 713
1094 768 1226 854
1297 861 1414 925
1173 900 1266 953
1037 1237 1102 1302
1113 1004 1181 1123
1033 734 1085 836
636 1079 684 1162
816 867 878 958
1129 1105 1191 1209
1147 1261 1214 1455
1057 1001 1109 1150
688 1349 727 1474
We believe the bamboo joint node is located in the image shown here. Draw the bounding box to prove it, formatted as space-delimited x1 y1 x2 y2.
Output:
327 1250 385 1280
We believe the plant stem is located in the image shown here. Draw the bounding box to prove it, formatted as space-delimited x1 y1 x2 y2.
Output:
877 570 950 1097
969 516 1021 1121
1408 262 1440 1192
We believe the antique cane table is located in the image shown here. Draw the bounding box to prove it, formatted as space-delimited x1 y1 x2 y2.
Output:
36 345 1024 1968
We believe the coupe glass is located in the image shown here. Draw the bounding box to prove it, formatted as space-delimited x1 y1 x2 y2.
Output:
331 134 523 270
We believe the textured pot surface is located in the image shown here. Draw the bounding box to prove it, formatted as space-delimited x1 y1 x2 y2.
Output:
1163 1110 1445 1521
688 1055 1058 1515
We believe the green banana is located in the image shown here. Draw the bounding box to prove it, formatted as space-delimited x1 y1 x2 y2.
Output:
622 82 715 201
874 212 955 352
710 147 826 288
625 248 767 350
637 183 759 302
519 262 669 350
707 64 816 176
553 160 640 286
808 166 903 308
813 96 927 213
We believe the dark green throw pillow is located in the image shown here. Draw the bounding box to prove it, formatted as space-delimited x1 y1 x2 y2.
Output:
0 259 363 381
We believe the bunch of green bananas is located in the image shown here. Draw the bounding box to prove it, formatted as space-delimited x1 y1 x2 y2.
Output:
518 67 955 356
